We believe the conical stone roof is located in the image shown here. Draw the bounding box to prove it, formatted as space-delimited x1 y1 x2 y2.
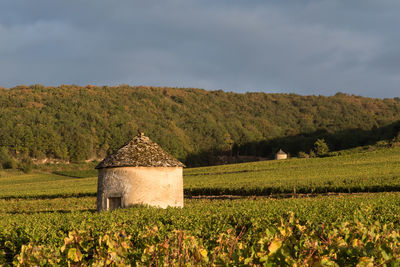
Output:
276 149 286 155
95 133 185 169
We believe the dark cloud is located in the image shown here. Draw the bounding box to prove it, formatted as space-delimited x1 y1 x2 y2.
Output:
0 0 399 97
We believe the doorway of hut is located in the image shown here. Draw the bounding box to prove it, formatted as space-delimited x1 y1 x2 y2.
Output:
107 196 122 210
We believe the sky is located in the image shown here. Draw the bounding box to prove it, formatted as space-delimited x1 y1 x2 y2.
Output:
0 0 399 98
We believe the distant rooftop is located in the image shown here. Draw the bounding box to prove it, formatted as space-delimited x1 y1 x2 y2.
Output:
95 133 185 169
276 149 287 155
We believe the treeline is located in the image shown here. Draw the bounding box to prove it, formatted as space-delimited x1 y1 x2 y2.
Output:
0 84 400 166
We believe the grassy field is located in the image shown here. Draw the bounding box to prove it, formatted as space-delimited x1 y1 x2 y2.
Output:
1 147 400 198
0 172 97 198
1 148 400 265
185 147 400 195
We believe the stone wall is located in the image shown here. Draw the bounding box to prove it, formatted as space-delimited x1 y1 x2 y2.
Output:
97 166 183 211
275 153 287 160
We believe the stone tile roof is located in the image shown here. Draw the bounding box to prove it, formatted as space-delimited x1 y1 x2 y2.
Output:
95 133 185 169
276 149 287 155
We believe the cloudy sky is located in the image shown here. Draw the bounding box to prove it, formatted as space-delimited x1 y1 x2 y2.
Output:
1 0 399 98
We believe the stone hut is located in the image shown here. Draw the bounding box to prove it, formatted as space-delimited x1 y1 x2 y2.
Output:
96 133 185 211
275 149 288 160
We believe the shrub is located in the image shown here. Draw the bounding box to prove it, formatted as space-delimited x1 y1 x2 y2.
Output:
0 147 16 169
391 132 400 147
376 140 390 148
297 151 309 158
314 139 329 157
18 156 34 173
394 132 400 142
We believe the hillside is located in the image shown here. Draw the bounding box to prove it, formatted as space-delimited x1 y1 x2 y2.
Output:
1 85 400 166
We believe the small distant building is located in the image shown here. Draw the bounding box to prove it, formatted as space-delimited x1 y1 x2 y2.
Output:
96 132 185 211
275 149 288 160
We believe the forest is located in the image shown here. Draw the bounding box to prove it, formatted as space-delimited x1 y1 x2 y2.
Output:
1 84 400 167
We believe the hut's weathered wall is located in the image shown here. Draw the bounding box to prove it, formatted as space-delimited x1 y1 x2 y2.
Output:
275 153 287 160
97 167 183 211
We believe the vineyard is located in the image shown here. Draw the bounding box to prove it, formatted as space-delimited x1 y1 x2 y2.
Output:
1 146 400 199
185 147 400 195
1 148 400 265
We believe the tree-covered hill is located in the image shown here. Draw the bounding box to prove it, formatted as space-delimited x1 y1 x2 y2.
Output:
1 85 399 166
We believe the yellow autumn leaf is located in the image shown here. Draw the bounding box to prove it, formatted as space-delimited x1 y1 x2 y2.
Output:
268 239 282 255
256 252 265 257
357 257 373 267
200 249 208 258
67 248 82 262
337 239 347 247
352 239 362 247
